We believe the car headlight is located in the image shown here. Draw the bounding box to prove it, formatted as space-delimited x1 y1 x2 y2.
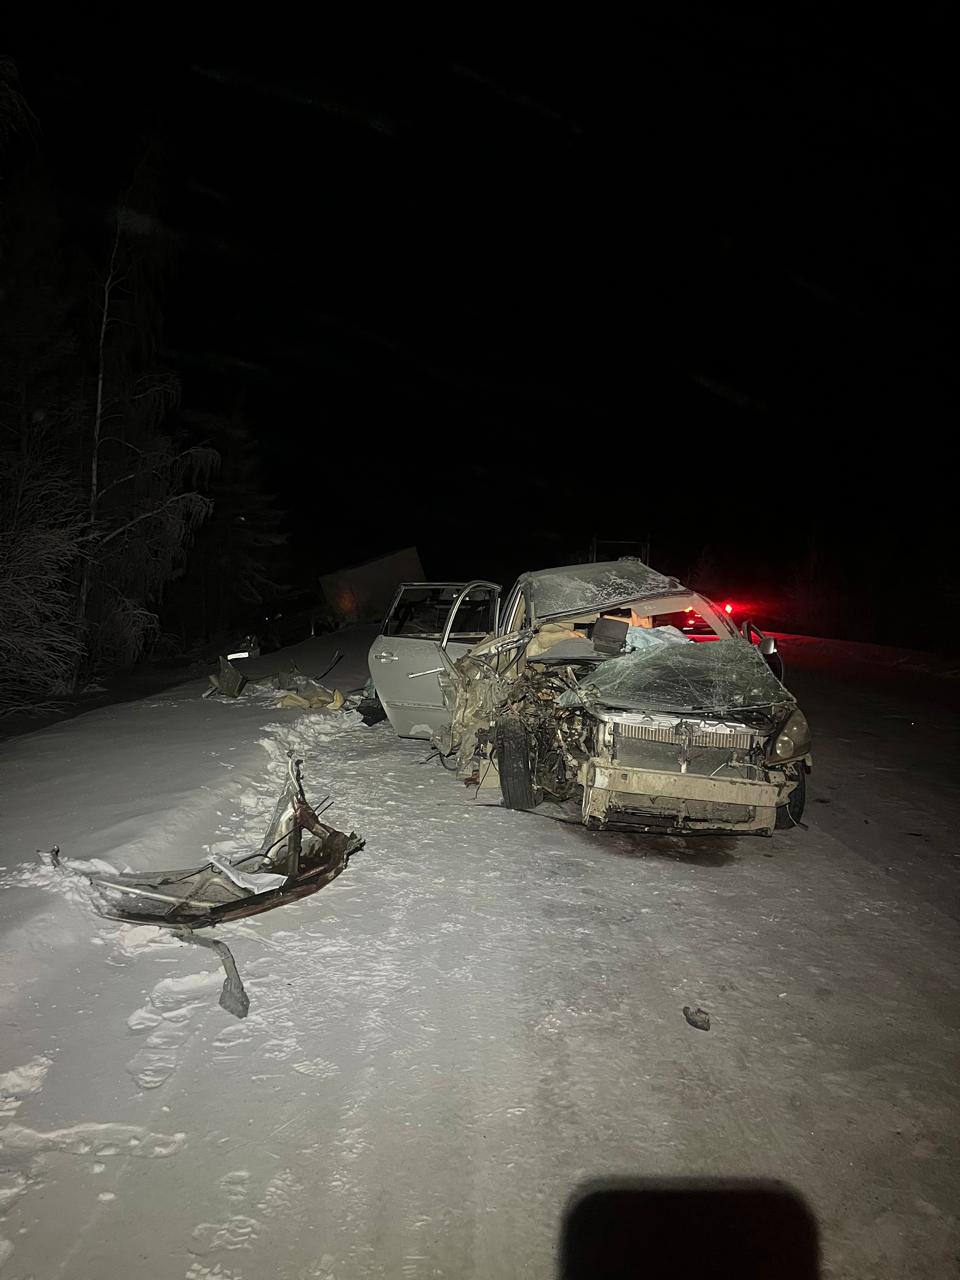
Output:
768 709 811 762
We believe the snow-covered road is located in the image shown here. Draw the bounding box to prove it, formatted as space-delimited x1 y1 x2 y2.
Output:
1 631 958 1279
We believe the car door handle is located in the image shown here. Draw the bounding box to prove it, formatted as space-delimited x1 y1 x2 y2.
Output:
374 651 399 662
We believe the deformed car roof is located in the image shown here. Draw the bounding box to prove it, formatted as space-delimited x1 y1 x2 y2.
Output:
519 560 681 620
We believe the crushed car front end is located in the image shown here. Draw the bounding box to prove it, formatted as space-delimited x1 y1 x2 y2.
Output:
572 634 811 834
436 564 811 836
579 709 798 834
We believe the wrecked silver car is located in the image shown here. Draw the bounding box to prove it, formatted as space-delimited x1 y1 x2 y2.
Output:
370 562 811 835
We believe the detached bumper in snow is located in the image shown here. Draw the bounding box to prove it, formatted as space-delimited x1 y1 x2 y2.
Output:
580 761 790 834
46 755 363 1018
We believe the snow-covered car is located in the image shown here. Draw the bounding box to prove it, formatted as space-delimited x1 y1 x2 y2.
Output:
369 562 811 835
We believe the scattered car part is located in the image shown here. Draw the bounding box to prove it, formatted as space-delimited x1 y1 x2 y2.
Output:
171 928 251 1019
277 684 344 712
204 657 343 710
204 655 248 698
683 1006 711 1031
316 648 344 678
227 634 261 661
356 680 388 726
45 755 363 1017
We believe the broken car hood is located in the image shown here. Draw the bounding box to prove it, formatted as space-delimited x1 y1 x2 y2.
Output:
580 637 793 715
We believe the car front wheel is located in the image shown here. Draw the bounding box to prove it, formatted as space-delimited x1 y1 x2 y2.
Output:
495 714 540 811
776 764 806 829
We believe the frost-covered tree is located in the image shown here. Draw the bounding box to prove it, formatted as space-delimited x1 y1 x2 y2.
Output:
0 107 217 696
0 62 85 713
0 56 33 158
0 432 86 715
73 155 217 677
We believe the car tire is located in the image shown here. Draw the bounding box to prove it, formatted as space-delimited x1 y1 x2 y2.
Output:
776 765 806 829
495 714 539 811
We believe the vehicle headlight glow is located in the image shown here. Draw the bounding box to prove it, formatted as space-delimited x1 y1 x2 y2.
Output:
768 709 811 762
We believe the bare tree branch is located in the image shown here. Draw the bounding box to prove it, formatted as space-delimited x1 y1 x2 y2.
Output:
96 492 212 548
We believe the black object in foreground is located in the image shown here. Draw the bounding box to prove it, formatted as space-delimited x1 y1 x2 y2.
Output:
562 1180 819 1279
357 693 388 726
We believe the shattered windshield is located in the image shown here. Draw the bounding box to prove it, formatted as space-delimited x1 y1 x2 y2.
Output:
582 636 792 714
523 561 679 620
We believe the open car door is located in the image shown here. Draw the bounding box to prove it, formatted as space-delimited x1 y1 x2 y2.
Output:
369 581 500 738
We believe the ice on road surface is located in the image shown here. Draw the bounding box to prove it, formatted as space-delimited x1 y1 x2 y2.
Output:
1 630 958 1278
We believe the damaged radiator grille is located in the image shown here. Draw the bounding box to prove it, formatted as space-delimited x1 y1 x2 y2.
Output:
615 722 755 751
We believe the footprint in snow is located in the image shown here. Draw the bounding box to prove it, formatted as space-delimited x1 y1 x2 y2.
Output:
219 1170 250 1203
191 1214 259 1254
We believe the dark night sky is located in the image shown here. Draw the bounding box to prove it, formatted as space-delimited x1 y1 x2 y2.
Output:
6 14 957 625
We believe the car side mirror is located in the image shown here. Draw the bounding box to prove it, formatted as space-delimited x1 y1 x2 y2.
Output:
759 636 777 657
